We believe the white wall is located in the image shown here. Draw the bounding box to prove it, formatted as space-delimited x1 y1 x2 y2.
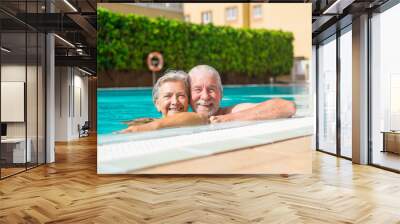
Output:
55 67 89 141
72 73 89 138
55 66 69 141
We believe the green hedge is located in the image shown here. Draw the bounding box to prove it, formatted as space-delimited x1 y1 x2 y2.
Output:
97 8 294 77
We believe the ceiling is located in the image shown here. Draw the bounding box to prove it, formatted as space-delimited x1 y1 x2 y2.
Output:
0 0 96 74
312 0 390 43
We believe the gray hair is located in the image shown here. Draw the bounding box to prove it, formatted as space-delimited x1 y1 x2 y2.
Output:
152 70 190 104
188 65 223 95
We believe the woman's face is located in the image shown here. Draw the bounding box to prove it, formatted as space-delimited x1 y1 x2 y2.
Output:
155 80 189 117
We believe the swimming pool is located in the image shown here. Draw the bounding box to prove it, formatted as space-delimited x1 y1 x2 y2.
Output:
97 85 311 134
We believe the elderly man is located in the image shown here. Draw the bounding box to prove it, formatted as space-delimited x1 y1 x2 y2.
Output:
188 65 296 123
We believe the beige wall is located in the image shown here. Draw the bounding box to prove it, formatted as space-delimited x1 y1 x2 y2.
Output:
184 3 311 59
183 3 248 28
98 3 184 20
250 3 311 59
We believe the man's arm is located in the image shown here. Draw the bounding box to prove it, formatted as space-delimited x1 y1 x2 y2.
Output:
120 112 209 133
210 98 296 123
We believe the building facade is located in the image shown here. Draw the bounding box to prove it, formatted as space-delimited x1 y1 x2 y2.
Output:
183 3 311 60
98 3 184 20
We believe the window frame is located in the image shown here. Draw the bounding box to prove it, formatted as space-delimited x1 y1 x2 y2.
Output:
225 7 238 22
201 11 212 24
252 5 262 20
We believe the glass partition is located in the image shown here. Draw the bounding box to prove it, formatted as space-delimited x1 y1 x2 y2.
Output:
0 1 46 179
27 31 38 169
1 30 28 177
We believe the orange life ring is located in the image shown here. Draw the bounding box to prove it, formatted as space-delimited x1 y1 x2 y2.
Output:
147 52 164 72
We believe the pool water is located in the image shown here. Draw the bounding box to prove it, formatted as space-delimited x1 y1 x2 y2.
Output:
98 85 310 134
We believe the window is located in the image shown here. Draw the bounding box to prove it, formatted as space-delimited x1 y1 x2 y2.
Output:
226 7 238 21
317 36 337 155
370 3 400 171
315 27 352 159
201 11 212 24
252 5 262 19
184 15 190 22
339 27 352 158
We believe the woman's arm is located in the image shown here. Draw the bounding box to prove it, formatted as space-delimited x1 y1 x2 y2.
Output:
123 117 155 126
120 112 209 133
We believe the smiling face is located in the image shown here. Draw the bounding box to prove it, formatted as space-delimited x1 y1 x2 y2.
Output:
189 72 222 116
155 80 189 117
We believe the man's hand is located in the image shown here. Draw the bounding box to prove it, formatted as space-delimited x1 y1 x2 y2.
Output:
209 114 234 123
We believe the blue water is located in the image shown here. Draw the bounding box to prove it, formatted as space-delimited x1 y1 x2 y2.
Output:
98 85 309 134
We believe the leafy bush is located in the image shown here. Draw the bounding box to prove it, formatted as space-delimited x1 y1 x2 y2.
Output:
97 8 294 77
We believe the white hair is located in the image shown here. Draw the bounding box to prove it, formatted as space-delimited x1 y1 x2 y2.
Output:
188 65 223 95
152 70 190 104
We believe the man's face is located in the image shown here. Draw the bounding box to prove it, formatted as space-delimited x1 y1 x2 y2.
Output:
189 72 222 116
155 80 189 117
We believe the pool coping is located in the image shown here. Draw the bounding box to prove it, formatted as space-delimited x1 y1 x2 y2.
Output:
98 117 314 174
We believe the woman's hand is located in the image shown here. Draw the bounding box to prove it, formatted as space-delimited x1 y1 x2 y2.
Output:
123 118 155 126
119 125 141 134
119 121 160 134
118 112 210 133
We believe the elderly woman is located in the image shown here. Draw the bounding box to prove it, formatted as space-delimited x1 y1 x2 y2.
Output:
153 70 190 117
121 70 208 133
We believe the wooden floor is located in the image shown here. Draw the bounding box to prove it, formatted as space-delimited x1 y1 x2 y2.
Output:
1 167 26 178
1 135 400 223
373 151 400 171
